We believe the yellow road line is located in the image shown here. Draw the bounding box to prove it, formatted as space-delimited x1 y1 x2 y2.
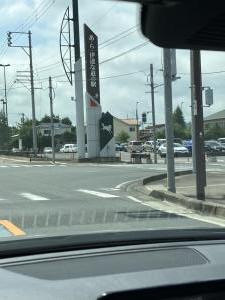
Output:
0 220 25 236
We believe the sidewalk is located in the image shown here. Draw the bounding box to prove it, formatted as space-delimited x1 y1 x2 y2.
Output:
147 171 225 206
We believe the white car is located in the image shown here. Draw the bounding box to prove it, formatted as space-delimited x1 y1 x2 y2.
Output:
43 147 52 154
127 141 143 153
158 143 189 158
143 141 159 152
60 144 78 153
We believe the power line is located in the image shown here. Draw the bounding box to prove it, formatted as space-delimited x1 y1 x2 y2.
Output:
0 0 56 60
99 29 137 50
35 24 140 73
100 41 149 65
179 70 225 75
91 2 118 28
99 25 138 46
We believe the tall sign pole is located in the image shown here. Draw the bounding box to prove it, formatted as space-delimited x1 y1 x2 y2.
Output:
84 24 101 158
163 48 176 193
72 0 85 158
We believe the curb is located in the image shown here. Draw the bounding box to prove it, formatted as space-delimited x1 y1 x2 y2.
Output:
128 170 225 219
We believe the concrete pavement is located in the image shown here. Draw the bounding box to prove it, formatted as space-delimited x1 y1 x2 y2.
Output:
0 157 223 237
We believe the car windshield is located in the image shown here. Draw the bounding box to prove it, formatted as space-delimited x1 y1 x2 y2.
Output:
0 0 225 248
207 142 220 146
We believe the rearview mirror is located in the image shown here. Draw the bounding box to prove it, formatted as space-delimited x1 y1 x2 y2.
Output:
141 0 225 51
119 0 225 51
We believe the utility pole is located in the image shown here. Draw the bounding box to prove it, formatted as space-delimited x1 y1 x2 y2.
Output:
72 0 85 158
150 64 157 164
7 30 37 155
28 31 37 156
190 51 196 173
0 64 10 125
136 101 139 140
49 76 55 164
163 49 176 193
190 50 206 200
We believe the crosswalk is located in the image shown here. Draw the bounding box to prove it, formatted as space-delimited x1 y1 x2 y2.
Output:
0 164 67 169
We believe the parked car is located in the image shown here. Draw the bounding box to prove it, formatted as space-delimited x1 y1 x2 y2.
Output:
218 138 225 145
115 144 123 151
158 143 189 158
174 138 183 144
157 139 166 146
127 141 143 153
11 148 20 153
120 143 128 152
183 140 192 153
60 144 78 153
204 140 224 154
43 147 52 154
143 141 159 152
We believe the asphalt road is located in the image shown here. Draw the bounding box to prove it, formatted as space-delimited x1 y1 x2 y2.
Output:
0 157 224 237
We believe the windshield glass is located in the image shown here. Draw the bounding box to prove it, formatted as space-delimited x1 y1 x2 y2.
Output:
0 0 225 246
206 142 220 146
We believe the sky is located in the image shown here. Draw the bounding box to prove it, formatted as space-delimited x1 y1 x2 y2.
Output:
1 0 225 127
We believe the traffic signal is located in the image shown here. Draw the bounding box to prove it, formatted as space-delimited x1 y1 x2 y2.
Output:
7 32 12 47
142 112 147 123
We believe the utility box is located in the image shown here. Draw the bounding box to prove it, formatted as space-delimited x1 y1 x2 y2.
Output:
205 88 213 106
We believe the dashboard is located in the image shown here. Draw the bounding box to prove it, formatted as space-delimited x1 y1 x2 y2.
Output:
0 236 225 299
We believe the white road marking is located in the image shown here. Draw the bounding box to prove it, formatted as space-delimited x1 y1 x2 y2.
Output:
20 193 49 201
100 188 120 191
126 194 225 227
0 157 28 163
10 165 20 168
0 166 8 168
77 189 119 198
127 196 142 203
115 179 139 189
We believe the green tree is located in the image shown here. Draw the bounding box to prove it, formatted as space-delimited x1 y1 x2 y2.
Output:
61 117 72 125
17 119 33 150
116 130 130 143
0 111 10 150
205 124 225 140
156 129 165 139
173 106 186 128
40 114 60 123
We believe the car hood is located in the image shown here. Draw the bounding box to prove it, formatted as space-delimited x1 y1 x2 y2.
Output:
174 147 188 151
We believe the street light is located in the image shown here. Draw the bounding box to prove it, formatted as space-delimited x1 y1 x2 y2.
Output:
0 64 10 125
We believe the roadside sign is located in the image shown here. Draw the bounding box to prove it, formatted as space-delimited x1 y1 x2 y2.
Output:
100 112 114 152
205 88 213 106
84 24 100 103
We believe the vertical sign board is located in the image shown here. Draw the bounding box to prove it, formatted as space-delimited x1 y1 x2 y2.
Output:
205 88 213 106
84 24 102 158
100 112 115 157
